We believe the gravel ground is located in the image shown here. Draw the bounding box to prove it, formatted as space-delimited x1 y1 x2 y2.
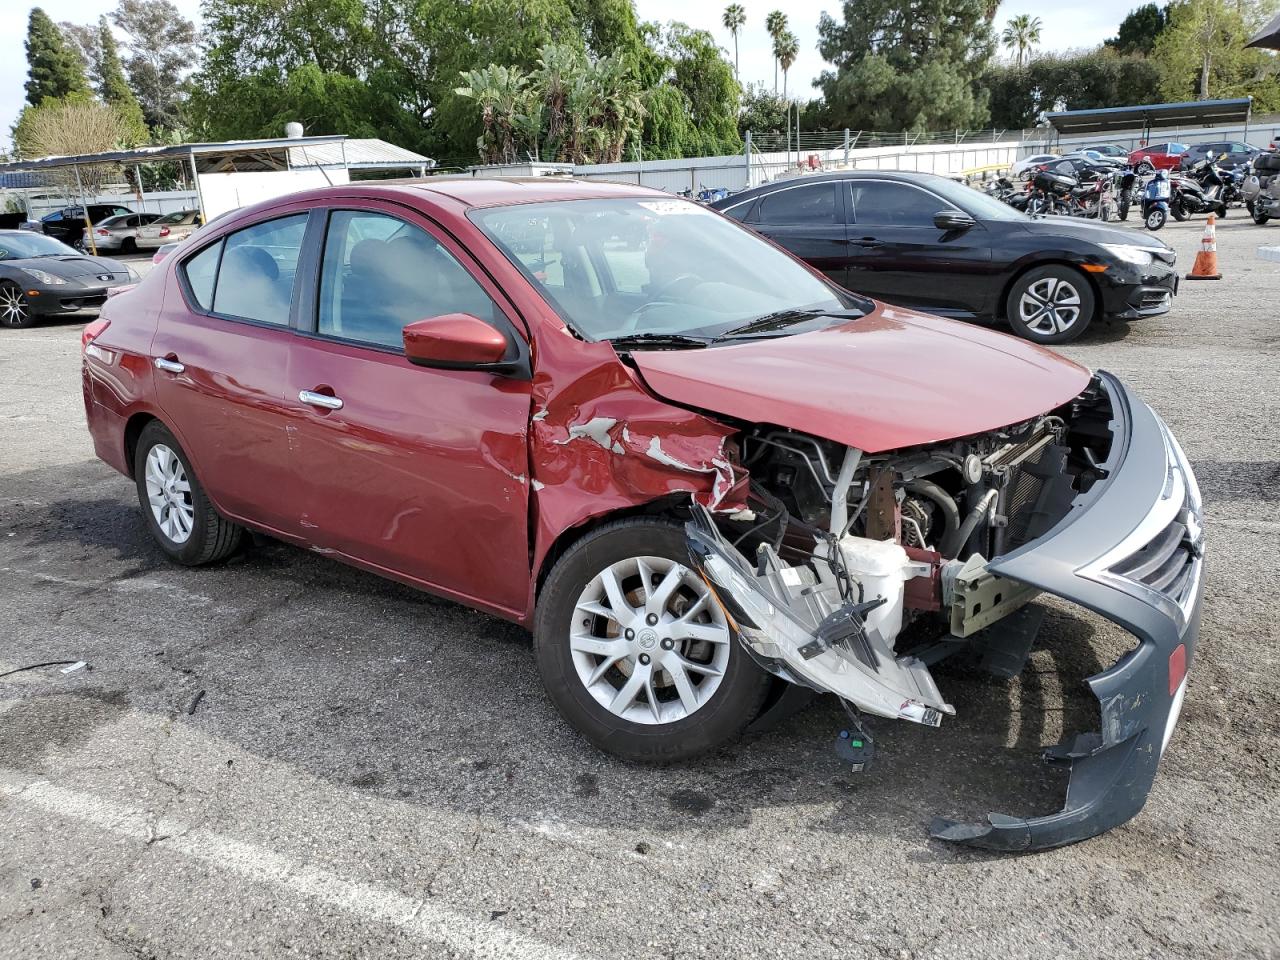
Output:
1 217 1278 960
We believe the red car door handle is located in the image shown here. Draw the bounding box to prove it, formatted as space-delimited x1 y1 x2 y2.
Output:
153 356 185 374
299 389 343 411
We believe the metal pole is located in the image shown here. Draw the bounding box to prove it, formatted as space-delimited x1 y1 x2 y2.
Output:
843 128 850 164
189 150 207 225
744 130 751 184
134 163 145 213
73 164 99 255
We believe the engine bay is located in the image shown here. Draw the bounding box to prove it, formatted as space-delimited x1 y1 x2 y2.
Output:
687 378 1118 728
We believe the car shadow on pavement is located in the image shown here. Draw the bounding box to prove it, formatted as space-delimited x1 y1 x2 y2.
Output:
3 458 1126 848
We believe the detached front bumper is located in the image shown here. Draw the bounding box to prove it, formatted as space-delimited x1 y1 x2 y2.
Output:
932 370 1204 850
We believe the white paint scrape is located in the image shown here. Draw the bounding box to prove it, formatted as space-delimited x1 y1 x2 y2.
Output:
0 771 587 960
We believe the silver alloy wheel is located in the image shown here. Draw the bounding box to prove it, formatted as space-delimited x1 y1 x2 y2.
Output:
0 284 28 326
1018 276 1083 336
570 555 731 725
144 443 195 544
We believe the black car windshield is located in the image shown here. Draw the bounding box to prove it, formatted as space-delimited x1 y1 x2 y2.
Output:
471 197 865 343
928 178 1029 222
0 233 79 260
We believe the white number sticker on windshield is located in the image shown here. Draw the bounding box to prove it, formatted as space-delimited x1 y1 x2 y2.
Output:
636 200 702 216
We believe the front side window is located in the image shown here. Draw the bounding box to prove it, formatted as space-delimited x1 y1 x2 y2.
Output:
850 182 954 227
754 183 838 225
472 197 860 343
317 210 497 349
209 214 307 326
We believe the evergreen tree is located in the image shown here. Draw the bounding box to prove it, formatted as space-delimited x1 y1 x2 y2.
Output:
98 19 149 142
25 7 88 106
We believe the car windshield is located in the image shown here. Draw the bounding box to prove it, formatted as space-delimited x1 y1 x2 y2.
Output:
0 232 79 260
471 197 864 343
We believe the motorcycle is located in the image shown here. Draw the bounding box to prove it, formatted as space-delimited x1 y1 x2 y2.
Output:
1242 151 1280 225
1115 166 1139 221
1171 158 1229 220
1141 171 1172 230
1027 168 1076 216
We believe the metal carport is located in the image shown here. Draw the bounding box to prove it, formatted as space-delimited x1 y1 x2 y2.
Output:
1043 97 1254 144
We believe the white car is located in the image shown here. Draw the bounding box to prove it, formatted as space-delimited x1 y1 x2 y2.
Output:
1010 153 1060 178
135 210 202 250
87 213 163 253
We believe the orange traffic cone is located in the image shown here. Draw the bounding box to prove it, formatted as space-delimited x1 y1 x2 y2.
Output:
1186 214 1222 280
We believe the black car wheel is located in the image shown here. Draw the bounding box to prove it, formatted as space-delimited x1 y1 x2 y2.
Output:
1137 160 1155 175
0 281 34 328
133 421 244 565
534 518 771 763
122 237 137 253
1007 265 1095 345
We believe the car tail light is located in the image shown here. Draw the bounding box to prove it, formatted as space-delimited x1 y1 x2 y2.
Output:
1168 643 1187 696
96 228 110 236
81 319 115 364
158 226 170 237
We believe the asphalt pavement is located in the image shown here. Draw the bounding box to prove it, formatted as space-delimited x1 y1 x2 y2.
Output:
1 216 1277 959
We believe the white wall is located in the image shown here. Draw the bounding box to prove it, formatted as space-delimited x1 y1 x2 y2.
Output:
572 140 1022 194
197 168 350 219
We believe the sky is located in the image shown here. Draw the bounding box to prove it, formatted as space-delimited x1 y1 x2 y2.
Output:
1 0 1137 150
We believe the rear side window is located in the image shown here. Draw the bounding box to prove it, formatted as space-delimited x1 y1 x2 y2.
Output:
183 240 222 309
754 183 838 225
212 215 307 325
316 210 497 349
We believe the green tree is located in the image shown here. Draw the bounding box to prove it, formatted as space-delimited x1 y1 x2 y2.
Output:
111 0 199 131
775 31 800 100
1152 0 1280 107
764 10 787 92
1001 14 1042 68
25 7 88 106
982 48 1163 128
817 0 994 132
738 82 788 135
722 4 746 80
1106 3 1169 56
11 94 141 191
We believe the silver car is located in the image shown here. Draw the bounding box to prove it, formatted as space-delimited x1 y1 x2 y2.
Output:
87 213 162 253
135 210 202 250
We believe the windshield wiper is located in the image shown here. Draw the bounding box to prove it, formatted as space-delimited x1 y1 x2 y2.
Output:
714 307 865 342
607 332 711 350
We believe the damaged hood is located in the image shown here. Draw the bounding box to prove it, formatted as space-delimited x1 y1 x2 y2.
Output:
631 306 1091 452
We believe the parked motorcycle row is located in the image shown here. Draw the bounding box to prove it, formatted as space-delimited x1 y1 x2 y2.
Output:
988 149 1273 232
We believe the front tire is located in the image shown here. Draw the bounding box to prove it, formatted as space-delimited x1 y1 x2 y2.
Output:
0 281 34 328
134 421 244 565
1253 204 1271 225
1007 265 1095 345
1146 207 1167 231
534 518 770 763
1171 199 1189 222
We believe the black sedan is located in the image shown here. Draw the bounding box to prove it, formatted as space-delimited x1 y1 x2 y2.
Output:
711 171 1178 344
0 230 137 328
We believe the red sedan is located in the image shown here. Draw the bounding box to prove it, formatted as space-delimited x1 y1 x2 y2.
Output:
1128 142 1190 173
81 179 1203 850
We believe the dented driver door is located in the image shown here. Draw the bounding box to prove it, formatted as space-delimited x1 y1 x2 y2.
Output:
284 202 533 618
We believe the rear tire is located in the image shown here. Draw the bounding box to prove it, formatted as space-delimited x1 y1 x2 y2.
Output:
1137 161 1154 175
534 518 771 763
1253 204 1271 225
133 421 244 566
1007 265 1095 345
1171 199 1189 222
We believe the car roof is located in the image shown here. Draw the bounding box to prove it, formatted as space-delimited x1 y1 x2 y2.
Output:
367 177 662 209
708 169 960 207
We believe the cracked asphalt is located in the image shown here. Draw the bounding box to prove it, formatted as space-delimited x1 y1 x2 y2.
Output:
2 220 1278 960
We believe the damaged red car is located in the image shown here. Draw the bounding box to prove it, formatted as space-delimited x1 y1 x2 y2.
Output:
82 179 1204 850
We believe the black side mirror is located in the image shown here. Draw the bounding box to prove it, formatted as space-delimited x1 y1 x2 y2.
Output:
934 210 976 232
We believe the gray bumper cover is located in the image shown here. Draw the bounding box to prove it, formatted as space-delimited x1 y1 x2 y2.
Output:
931 370 1204 850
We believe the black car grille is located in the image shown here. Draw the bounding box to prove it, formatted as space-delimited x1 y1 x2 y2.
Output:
1109 516 1198 608
1139 289 1172 309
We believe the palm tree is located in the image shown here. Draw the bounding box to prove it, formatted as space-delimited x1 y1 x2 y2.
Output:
765 10 787 93
1001 14 1042 69
722 4 746 81
775 30 800 100
455 65 537 164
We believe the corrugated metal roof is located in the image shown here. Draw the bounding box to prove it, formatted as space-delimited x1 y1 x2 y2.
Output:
1045 98 1253 136
287 138 434 169
0 135 348 172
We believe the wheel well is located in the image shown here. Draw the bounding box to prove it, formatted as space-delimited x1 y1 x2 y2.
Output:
123 413 159 474
998 261 1102 325
532 496 690 600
